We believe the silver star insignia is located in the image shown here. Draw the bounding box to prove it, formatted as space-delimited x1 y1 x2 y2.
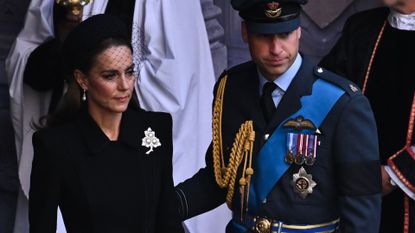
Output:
291 166 317 199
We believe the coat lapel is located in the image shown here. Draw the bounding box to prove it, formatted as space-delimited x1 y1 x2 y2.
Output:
77 108 111 156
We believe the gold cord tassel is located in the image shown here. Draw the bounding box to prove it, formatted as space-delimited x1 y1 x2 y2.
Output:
212 75 255 213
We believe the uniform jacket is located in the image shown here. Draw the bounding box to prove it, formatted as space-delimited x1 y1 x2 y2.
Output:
320 7 415 233
176 58 382 232
29 107 184 233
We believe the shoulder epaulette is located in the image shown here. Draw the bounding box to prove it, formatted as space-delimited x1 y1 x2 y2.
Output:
218 69 228 81
313 66 362 96
226 61 256 76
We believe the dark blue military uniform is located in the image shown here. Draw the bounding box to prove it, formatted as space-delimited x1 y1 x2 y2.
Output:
175 0 381 232
176 57 382 232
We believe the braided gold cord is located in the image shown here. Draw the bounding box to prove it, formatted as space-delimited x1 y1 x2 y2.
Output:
212 75 255 208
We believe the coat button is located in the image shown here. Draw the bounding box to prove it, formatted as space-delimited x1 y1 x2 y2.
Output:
264 134 269 140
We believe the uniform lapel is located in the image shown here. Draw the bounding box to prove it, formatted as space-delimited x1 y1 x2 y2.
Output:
267 58 315 131
235 61 267 132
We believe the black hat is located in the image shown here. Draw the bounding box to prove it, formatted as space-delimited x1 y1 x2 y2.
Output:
231 0 307 34
62 14 129 72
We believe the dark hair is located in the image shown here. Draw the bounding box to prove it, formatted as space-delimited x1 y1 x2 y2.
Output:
73 37 133 74
37 14 138 128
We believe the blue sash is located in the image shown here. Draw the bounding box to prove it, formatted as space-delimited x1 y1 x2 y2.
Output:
248 79 344 213
229 79 344 232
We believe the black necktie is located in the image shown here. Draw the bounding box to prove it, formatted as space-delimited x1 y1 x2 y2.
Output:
260 82 277 123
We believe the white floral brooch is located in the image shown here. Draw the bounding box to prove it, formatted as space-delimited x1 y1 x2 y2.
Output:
141 127 161 154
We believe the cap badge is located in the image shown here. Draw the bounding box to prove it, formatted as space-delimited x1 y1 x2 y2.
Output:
141 127 161 154
265 2 282 18
291 166 317 199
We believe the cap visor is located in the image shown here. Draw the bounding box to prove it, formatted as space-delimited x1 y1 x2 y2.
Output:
246 17 300 34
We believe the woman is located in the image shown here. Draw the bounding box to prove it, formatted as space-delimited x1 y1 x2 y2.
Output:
29 14 184 233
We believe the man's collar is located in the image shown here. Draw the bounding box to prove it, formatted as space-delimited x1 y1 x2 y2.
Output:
258 53 302 93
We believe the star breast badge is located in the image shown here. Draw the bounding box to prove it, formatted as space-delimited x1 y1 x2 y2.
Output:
291 167 317 199
141 127 161 154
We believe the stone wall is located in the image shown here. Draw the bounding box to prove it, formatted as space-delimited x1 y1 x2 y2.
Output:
214 0 382 67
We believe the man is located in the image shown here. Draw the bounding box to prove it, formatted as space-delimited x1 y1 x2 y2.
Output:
175 0 382 232
320 0 415 232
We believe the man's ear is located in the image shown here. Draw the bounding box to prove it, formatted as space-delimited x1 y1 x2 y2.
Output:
73 69 88 90
241 21 248 43
297 27 301 39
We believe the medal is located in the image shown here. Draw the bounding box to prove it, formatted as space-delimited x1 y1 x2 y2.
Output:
284 117 319 166
294 154 305 165
285 133 296 164
294 134 305 165
291 167 317 199
305 135 317 166
305 156 315 166
285 151 294 164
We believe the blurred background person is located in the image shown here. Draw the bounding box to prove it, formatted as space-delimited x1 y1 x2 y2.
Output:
320 0 415 232
0 1 30 232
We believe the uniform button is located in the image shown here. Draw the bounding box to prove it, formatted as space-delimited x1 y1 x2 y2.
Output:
317 67 323 73
262 198 267 204
264 134 269 140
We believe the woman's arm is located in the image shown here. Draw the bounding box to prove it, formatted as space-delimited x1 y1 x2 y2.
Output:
155 115 184 233
29 131 61 233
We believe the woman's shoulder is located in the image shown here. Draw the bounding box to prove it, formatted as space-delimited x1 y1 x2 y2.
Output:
127 107 172 126
33 119 78 143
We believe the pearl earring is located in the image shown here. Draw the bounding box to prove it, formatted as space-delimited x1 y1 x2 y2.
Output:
82 89 87 101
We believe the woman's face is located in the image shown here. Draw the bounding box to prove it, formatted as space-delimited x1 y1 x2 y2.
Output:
76 45 136 116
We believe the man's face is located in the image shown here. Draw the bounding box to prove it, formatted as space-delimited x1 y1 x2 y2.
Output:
242 22 301 81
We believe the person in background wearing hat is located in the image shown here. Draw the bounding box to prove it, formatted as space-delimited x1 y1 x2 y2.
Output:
23 1 136 114
28 14 184 233
174 0 382 232
319 0 415 232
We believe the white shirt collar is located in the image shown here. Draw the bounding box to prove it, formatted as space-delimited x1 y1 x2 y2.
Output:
388 8 415 31
259 53 302 94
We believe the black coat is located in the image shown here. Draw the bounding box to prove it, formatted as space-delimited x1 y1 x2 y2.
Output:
176 58 382 233
29 107 184 233
320 7 415 233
